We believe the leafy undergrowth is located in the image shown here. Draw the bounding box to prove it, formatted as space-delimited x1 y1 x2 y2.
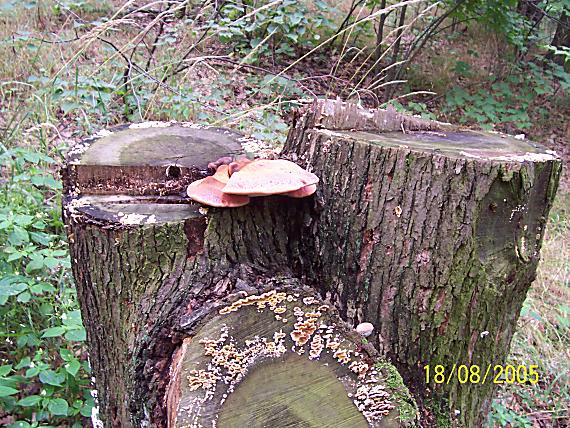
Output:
0 146 93 427
393 27 570 162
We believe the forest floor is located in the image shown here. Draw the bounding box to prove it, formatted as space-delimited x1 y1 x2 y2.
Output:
0 1 568 427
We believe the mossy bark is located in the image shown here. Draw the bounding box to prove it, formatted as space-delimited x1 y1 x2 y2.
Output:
63 122 416 427
282 100 562 426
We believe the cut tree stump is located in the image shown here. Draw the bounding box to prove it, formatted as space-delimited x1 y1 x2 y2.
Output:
63 101 561 428
63 122 416 428
282 100 562 426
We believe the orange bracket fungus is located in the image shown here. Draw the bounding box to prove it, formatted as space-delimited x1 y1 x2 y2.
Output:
186 158 319 207
228 158 253 176
212 164 231 184
222 159 319 196
207 156 233 171
186 176 249 208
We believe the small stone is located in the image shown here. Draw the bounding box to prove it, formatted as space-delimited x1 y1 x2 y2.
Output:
356 322 374 337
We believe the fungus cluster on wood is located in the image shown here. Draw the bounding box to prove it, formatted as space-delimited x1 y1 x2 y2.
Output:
171 289 400 427
186 158 319 207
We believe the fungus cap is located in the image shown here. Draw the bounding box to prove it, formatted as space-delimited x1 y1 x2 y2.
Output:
207 156 233 171
355 322 374 337
228 159 254 176
283 184 317 198
212 164 231 184
187 176 250 207
222 159 319 196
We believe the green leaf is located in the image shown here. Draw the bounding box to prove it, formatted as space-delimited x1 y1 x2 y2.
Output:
0 365 12 376
17 291 31 303
15 357 31 370
8 422 32 428
13 214 34 226
25 366 40 378
48 398 69 416
39 302 53 316
64 328 86 342
8 226 29 246
42 326 66 338
80 400 94 417
43 257 61 269
22 152 41 163
65 360 81 377
289 13 304 26
31 175 62 190
30 282 56 295
17 394 42 406
59 348 74 361
556 314 570 328
0 282 28 297
26 255 45 272
61 101 82 114
32 220 46 229
0 385 19 397
7 252 24 262
30 231 52 245
63 310 83 327
39 369 65 386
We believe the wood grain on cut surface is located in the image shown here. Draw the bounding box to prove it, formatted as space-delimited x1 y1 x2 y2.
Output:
218 355 368 428
77 125 242 167
171 290 405 428
321 130 555 160
65 124 243 196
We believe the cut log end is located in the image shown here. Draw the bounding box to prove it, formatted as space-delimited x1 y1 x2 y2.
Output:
64 195 205 227
63 123 252 227
64 123 244 197
70 124 243 167
316 129 557 162
167 290 416 428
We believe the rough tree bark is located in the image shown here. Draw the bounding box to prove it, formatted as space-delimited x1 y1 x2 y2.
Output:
63 121 416 428
63 100 561 427
546 9 570 69
282 100 561 426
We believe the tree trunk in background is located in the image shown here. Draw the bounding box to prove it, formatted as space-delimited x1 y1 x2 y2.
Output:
517 0 543 25
63 100 561 427
373 0 388 80
547 10 570 69
383 5 407 102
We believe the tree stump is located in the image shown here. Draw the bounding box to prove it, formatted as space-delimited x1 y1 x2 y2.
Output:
63 122 416 428
63 101 561 427
282 100 562 426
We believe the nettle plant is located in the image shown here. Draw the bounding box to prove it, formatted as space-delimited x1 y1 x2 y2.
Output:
211 0 335 61
0 147 93 427
444 59 570 130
